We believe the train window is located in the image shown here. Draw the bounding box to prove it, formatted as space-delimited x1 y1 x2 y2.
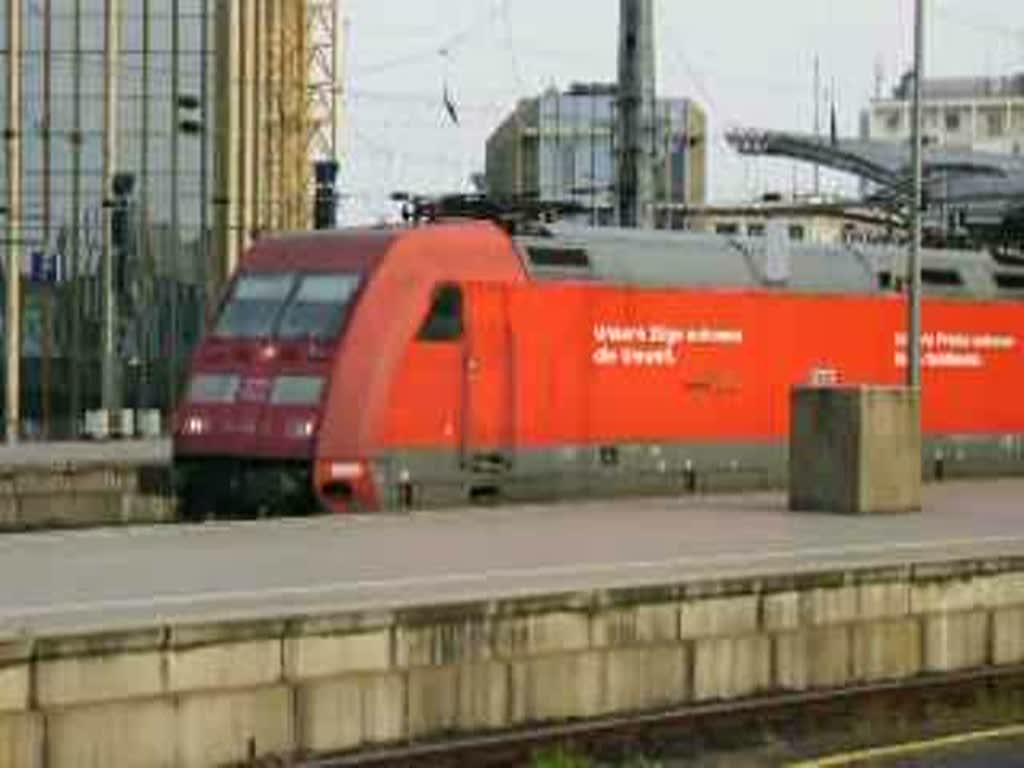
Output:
270 376 325 406
188 374 241 404
214 273 295 339
418 284 464 342
527 246 590 269
922 268 964 287
277 274 361 340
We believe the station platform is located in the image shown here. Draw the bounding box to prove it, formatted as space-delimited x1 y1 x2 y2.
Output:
2 478 1022 635
5 478 1024 767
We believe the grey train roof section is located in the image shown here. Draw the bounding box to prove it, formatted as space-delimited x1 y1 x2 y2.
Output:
514 225 1024 300
725 130 1024 230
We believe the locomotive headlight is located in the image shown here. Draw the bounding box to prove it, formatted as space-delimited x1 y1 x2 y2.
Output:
288 417 318 439
182 415 208 436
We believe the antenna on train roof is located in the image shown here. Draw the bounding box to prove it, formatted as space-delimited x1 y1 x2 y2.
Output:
389 192 586 234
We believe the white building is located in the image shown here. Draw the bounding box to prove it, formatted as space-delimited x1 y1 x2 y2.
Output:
864 73 1024 156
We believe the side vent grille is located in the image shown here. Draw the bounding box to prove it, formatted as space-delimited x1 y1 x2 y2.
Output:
995 272 1024 291
527 246 590 269
922 268 964 287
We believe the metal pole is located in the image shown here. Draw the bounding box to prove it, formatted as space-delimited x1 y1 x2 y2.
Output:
70 0 82 435
42 0 53 438
199 0 210 330
170 0 180 407
907 0 925 390
813 55 821 197
5 0 23 443
102 0 121 417
140 0 151 410
617 0 655 229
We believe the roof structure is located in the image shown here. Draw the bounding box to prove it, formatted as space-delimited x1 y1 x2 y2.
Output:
724 129 1024 234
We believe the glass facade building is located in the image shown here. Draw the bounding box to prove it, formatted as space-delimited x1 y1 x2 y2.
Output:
1 0 216 436
486 83 707 227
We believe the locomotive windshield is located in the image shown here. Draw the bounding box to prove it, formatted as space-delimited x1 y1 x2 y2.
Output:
277 274 360 340
214 272 361 340
215 274 294 338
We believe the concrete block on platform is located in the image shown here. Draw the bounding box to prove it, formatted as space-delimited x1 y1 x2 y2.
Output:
45 699 175 768
986 573 1024 608
0 713 43 768
395 619 490 668
992 607 1024 665
407 666 459 738
0 663 29 713
0 497 19 529
361 673 406 745
774 627 851 691
457 662 509 731
297 673 405 749
789 386 921 514
852 619 922 682
604 646 689 712
762 592 801 632
36 651 162 707
592 603 679 647
679 595 759 639
285 630 391 681
177 686 294 768
911 579 989 615
805 587 860 626
494 611 591 658
923 611 990 672
692 635 772 702
295 676 364 754
168 639 282 693
859 582 911 621
509 652 604 723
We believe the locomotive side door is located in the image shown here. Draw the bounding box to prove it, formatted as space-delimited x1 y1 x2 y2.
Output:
462 284 515 471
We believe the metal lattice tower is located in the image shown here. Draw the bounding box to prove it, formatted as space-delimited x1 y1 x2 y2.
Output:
308 0 345 164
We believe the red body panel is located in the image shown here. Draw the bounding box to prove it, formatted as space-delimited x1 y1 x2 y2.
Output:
314 222 526 464
381 284 1024 452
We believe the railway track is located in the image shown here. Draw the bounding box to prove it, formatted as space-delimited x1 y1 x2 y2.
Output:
295 666 1024 767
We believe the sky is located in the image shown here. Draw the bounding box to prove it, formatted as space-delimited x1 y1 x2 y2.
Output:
340 0 1024 223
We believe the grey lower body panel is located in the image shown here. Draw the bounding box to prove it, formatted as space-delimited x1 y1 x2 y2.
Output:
373 434 1024 512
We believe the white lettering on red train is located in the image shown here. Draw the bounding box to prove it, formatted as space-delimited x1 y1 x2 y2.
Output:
592 323 744 368
893 331 1018 370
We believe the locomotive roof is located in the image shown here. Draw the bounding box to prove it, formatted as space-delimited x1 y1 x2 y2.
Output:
514 224 1024 300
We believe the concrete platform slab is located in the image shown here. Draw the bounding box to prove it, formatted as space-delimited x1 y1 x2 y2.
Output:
1 480 1024 635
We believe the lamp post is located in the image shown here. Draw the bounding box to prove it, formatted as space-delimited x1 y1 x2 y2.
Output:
907 0 925 390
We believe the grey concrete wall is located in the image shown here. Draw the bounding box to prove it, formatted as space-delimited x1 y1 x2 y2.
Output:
0 465 173 531
4 558 1024 766
791 386 922 513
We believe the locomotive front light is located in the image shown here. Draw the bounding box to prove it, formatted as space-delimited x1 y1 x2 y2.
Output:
181 415 208 436
287 417 319 439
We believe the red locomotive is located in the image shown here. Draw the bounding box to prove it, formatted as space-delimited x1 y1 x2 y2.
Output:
174 203 1024 517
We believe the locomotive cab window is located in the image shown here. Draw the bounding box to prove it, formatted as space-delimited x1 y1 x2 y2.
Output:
277 274 361 341
418 284 463 342
214 273 295 339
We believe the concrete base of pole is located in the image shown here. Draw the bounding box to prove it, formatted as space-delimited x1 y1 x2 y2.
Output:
789 386 922 514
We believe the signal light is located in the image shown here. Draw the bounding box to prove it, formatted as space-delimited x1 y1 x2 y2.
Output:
314 160 340 230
